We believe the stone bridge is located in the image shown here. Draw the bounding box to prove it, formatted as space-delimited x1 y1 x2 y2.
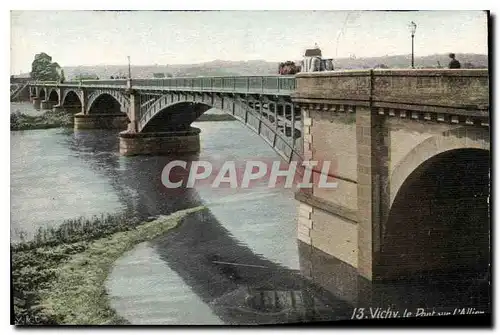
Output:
29 69 490 305
293 69 490 304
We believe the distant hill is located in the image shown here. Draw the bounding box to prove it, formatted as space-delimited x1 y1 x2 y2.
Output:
15 53 488 79
333 53 488 70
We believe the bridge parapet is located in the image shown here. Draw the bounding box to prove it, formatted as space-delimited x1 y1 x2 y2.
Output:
294 69 489 117
370 69 488 110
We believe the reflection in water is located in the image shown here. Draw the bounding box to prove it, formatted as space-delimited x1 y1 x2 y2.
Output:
149 209 353 325
298 241 490 314
67 128 202 219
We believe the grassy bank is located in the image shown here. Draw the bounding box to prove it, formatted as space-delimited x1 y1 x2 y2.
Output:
12 206 205 325
10 109 73 131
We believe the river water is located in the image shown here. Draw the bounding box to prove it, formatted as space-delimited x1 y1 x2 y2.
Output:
11 102 490 325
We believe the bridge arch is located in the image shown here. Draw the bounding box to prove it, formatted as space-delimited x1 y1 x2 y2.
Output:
61 90 82 107
379 127 490 281
141 101 211 132
61 90 83 113
389 126 490 208
48 89 59 103
87 90 129 115
39 88 46 100
138 93 302 162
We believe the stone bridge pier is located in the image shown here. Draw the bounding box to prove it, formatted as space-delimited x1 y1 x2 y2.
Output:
291 69 490 307
31 86 43 109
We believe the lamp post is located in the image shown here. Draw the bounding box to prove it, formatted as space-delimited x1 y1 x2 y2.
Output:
127 56 131 79
126 56 132 90
409 21 417 69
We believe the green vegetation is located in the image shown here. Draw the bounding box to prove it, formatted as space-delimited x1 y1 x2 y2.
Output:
12 206 205 325
30 53 64 82
10 109 73 131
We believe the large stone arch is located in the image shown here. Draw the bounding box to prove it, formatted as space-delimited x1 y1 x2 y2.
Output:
389 126 490 208
138 93 302 162
86 90 130 115
378 126 490 281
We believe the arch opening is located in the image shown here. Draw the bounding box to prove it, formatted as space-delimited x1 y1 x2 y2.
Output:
380 148 490 281
138 96 303 161
88 93 126 115
141 102 211 132
62 91 82 114
48 90 59 103
39 89 46 100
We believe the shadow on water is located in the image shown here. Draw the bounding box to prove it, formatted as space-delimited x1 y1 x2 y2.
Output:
64 128 202 219
152 209 354 325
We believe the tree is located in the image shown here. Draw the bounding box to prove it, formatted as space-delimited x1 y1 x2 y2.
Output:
30 52 63 81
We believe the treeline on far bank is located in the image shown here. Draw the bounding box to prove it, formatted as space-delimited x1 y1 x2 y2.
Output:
10 109 235 132
10 110 73 131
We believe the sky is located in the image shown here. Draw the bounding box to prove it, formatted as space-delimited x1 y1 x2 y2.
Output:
10 10 489 74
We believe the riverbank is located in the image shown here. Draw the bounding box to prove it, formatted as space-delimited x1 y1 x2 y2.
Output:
10 110 234 132
10 109 73 131
12 206 205 325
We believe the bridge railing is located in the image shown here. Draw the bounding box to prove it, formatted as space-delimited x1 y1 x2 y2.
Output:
131 76 296 94
29 79 128 87
80 79 128 86
29 80 59 85
29 76 296 94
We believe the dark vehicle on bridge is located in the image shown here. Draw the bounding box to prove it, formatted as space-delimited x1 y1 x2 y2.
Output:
279 46 334 75
278 61 301 75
